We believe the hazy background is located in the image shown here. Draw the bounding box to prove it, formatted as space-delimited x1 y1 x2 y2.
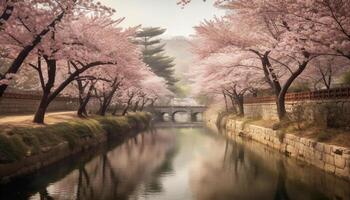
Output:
100 0 224 37
100 0 224 96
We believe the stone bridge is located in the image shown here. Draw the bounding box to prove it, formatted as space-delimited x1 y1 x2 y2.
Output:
150 105 207 122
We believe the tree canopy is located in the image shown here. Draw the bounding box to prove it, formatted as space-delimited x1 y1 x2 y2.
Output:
135 27 177 90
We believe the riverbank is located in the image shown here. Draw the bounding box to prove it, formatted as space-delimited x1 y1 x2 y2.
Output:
205 111 350 182
0 112 151 183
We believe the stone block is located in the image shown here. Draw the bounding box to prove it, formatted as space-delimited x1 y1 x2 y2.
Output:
315 151 323 160
285 134 295 140
335 155 346 169
332 146 346 156
335 167 350 178
325 163 335 174
313 159 325 169
280 143 287 152
298 149 304 158
315 143 325 152
300 138 308 146
274 138 281 144
324 154 335 165
343 149 350 156
304 149 314 159
286 145 297 156
324 144 332 154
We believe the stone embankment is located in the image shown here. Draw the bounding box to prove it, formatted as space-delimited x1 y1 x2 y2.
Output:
206 114 350 182
0 112 151 183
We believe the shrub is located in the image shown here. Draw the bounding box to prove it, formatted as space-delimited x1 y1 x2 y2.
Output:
0 134 29 163
317 130 333 142
341 71 350 85
288 81 311 92
288 102 307 131
318 103 349 129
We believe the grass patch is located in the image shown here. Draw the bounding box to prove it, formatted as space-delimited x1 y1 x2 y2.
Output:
316 130 334 142
0 112 151 164
270 119 350 147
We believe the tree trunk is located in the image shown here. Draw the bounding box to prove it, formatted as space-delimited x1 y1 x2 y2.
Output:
223 91 228 112
229 97 237 114
276 61 309 120
237 96 244 116
33 58 56 124
112 104 119 116
140 100 147 111
276 96 286 120
0 4 14 28
99 100 109 116
122 104 130 116
98 80 120 116
33 92 50 124
77 93 91 118
133 101 139 112
0 11 65 97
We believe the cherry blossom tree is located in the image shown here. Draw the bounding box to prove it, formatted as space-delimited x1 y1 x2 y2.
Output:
191 3 319 120
190 47 265 116
302 56 350 90
0 0 15 29
18 15 138 123
0 0 115 96
184 0 349 120
120 86 140 116
114 72 172 116
138 72 173 110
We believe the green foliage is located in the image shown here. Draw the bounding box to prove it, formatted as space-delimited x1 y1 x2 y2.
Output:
288 102 307 131
272 118 292 130
317 130 334 142
318 103 350 129
173 82 191 98
341 71 350 85
0 134 29 163
288 81 310 92
97 116 130 135
136 27 166 39
0 113 151 163
135 27 177 88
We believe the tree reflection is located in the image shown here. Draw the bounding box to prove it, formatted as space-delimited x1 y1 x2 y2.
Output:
273 161 290 200
39 188 54 200
68 130 177 200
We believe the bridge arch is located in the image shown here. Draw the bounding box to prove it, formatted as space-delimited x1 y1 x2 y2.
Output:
150 105 207 122
160 112 171 121
171 110 191 122
191 112 203 122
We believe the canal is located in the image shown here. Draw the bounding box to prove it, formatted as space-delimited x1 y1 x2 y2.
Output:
1 125 350 200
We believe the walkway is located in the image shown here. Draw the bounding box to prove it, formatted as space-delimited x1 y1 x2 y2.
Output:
0 111 77 127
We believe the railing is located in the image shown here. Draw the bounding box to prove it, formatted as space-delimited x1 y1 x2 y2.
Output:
153 105 207 108
2 92 78 101
245 87 350 104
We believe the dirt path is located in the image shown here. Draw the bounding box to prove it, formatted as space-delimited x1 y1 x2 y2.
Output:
0 111 77 127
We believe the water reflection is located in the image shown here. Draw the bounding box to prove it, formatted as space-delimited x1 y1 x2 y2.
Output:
0 127 349 200
36 130 177 200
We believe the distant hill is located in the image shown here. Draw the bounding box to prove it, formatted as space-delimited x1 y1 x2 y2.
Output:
163 36 194 83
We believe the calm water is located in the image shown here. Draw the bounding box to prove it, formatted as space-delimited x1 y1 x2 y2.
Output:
1 125 350 200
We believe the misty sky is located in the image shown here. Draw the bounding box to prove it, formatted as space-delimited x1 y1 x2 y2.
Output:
100 0 225 38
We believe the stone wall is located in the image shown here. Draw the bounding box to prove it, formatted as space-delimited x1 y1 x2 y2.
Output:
0 96 79 115
222 118 350 181
244 99 350 125
0 91 104 115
